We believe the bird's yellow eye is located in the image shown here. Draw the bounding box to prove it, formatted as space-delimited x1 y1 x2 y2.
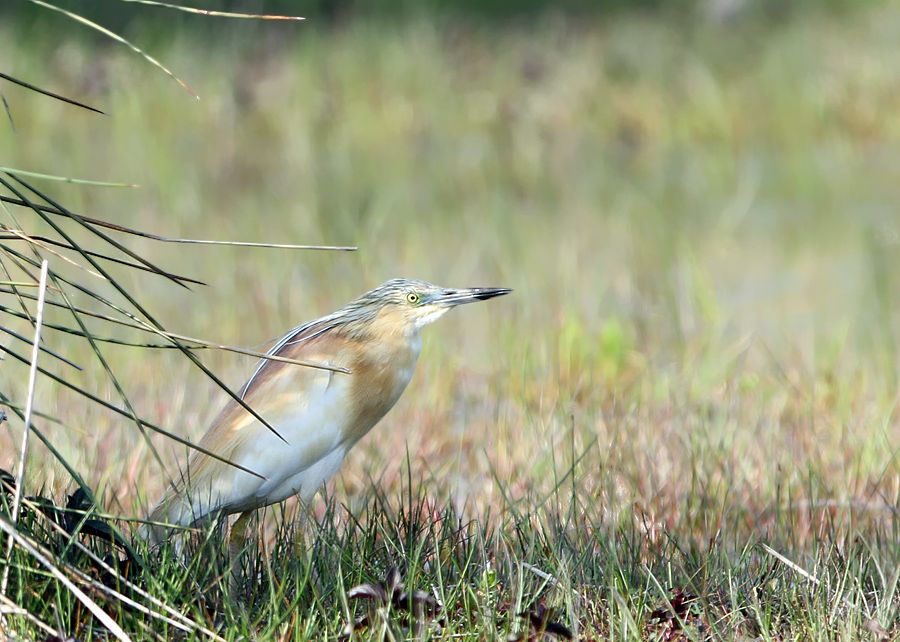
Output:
406 292 420 304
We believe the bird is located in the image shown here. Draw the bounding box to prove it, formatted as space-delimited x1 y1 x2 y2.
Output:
144 278 510 548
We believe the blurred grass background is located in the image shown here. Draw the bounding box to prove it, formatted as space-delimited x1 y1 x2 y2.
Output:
1 0 898 550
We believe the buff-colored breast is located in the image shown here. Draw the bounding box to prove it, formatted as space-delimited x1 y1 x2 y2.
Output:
342 332 420 447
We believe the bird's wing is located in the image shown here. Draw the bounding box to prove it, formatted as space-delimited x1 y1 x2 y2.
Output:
150 324 354 528
240 312 344 398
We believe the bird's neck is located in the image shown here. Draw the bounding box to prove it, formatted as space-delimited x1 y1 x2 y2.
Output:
341 321 422 447
352 325 423 364
338 305 421 347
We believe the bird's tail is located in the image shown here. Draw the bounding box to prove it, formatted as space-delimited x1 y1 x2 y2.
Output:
138 486 188 545
138 480 220 546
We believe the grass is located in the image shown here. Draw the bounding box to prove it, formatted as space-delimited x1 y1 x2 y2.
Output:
1 4 899 640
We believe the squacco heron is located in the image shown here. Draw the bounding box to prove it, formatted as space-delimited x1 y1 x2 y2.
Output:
145 278 510 545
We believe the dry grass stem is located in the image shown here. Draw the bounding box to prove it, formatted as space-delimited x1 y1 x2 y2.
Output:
1 259 48 596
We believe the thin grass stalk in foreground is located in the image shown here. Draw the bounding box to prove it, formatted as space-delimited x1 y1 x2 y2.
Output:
0 71 105 114
0 322 81 369
1 176 190 291
0 592 57 637
3 194 238 506
0 254 35 327
0 166 138 188
0 259 48 597
0 341 266 479
26 0 198 99
19 0 306 107
52 275 175 491
1 231 205 285
23 503 225 640
0 389 95 506
117 0 304 20
0 95 11 131
0 299 349 373
0 195 357 250
0 195 171 510
4 177 290 447
0 517 133 642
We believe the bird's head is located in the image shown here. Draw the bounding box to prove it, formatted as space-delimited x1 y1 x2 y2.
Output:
345 278 511 336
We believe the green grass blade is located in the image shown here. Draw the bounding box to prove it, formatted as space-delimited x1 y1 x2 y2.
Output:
0 517 133 642
0 167 137 188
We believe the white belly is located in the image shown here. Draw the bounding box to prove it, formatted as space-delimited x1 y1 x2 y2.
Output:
166 372 348 519
259 447 347 506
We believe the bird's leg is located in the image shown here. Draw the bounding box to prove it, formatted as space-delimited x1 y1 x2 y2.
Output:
292 500 324 597
227 510 255 594
228 510 255 557
292 516 307 558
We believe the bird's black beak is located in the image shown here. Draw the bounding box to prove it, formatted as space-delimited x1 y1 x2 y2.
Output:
432 287 512 306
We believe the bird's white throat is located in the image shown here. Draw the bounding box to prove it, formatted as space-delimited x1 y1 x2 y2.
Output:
412 306 450 329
